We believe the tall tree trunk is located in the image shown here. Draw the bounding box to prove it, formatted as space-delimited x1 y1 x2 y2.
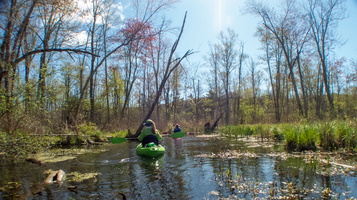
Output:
297 53 308 118
237 43 244 124
104 26 110 124
224 77 230 125
39 51 48 107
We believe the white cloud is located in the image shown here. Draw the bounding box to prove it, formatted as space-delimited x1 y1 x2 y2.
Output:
73 0 125 26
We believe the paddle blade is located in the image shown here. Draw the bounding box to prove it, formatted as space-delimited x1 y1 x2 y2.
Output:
171 132 185 138
109 137 127 144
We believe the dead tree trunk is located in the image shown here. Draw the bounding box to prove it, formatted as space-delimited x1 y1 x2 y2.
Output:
133 12 193 137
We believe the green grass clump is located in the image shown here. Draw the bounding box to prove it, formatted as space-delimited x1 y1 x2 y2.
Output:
221 119 357 152
270 126 284 140
253 125 266 139
284 124 318 151
319 120 357 151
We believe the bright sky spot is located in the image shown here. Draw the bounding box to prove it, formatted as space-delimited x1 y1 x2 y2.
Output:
338 0 357 59
75 31 88 44
215 0 223 32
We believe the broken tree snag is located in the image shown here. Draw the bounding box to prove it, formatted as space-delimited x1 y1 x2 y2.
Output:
204 113 224 134
133 12 193 137
211 113 224 133
204 122 211 134
118 193 127 200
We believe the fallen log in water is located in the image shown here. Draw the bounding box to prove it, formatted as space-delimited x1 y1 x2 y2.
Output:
25 158 43 165
85 138 103 145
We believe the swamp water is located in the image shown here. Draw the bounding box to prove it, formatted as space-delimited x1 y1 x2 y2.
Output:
1 135 357 199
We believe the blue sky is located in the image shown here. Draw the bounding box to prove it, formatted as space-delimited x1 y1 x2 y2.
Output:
163 0 357 66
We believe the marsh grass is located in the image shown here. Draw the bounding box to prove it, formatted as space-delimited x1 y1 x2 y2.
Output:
284 124 318 151
221 119 357 151
319 120 357 151
221 125 252 139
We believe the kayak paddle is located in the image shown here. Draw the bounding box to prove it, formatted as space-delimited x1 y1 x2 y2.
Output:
109 137 127 144
110 132 184 143
171 132 185 138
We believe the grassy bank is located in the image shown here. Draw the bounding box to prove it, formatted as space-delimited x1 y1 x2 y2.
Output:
221 119 357 152
0 122 128 159
2 119 356 159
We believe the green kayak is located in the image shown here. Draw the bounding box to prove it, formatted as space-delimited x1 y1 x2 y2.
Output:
136 143 165 157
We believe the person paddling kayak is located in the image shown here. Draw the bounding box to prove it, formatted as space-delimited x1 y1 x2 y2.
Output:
173 124 182 133
138 119 162 147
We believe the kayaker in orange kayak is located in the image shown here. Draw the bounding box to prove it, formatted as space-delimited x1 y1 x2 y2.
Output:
138 119 162 147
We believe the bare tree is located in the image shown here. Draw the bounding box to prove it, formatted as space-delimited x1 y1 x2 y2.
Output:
248 58 263 122
236 42 247 124
72 0 175 127
188 65 202 127
36 0 77 108
0 0 94 133
206 43 222 120
217 28 239 125
248 0 311 117
306 0 346 115
257 27 284 122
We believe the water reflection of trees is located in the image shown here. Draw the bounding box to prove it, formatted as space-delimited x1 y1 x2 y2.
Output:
206 147 355 199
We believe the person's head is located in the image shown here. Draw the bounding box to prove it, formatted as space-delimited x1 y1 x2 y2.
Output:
144 119 153 127
175 124 180 127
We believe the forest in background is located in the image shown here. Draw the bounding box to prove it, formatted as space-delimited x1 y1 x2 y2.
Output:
0 0 356 137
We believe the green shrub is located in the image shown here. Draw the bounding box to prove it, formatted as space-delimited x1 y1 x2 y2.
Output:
0 131 53 158
77 122 103 137
109 130 128 138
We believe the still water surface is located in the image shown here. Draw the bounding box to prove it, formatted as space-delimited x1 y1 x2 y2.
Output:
1 135 357 199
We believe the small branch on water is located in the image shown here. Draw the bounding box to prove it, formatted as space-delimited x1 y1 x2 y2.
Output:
320 159 356 170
